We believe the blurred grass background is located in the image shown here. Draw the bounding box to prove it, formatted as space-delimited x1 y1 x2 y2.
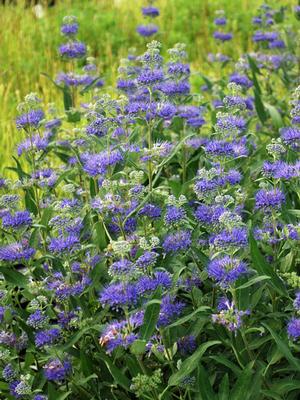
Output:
0 0 297 170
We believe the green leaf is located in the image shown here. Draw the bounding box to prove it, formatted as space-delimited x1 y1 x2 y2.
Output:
265 103 283 130
168 340 220 386
230 364 253 400
218 374 229 400
166 306 210 328
140 289 161 341
1 269 28 288
254 88 268 124
209 355 241 376
249 233 288 297
100 353 131 391
130 339 147 355
197 364 217 400
236 275 270 290
262 323 300 371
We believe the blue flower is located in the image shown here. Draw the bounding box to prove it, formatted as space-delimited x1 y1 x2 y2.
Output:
0 242 35 262
59 41 86 58
207 256 248 287
136 24 159 37
44 358 71 381
255 188 285 210
287 318 300 340
162 230 192 253
35 328 61 348
16 109 44 130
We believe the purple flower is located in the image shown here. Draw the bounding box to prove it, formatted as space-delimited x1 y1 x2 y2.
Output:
162 230 192 253
195 204 226 225
280 126 300 150
16 109 44 130
229 73 253 89
136 24 158 37
27 310 48 329
214 17 227 26
158 295 185 326
137 272 172 294
86 117 108 137
142 6 159 17
135 251 158 269
59 41 86 58
165 205 186 225
212 298 249 331
99 282 138 309
207 256 248 287
287 318 300 340
209 227 248 249
48 234 80 254
213 31 233 41
293 293 300 311
255 188 285 210
139 203 161 219
137 68 164 85
0 242 35 262
61 23 79 36
2 211 32 229
109 259 134 276
2 364 17 382
82 150 123 176
35 328 61 347
177 335 197 355
44 358 71 381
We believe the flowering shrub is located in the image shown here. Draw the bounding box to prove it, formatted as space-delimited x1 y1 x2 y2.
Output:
0 2 300 399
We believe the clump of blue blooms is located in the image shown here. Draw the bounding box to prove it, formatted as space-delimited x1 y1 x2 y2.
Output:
0 4 300 399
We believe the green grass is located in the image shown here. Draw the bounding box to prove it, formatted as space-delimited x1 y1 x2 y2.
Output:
0 0 297 170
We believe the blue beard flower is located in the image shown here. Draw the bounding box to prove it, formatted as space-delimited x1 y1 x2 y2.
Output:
86 116 109 137
2 210 32 229
162 230 192 253
17 133 50 156
229 73 253 89
213 31 233 41
158 295 185 326
137 271 172 294
280 126 300 151
252 30 279 42
263 160 299 179
82 149 124 176
109 259 134 277
0 242 35 262
16 109 44 130
209 227 248 249
293 293 300 311
287 318 300 340
135 251 158 269
167 62 190 76
214 17 227 26
142 6 160 18
207 256 248 287
157 80 190 96
138 203 161 219
35 328 61 348
44 358 71 382
137 68 164 85
136 24 158 37
48 234 80 254
177 335 197 355
59 41 86 58
255 188 285 210
216 114 247 133
99 282 138 310
31 168 58 187
269 39 285 49
212 298 250 331
61 23 79 36
27 310 48 329
157 103 177 119
165 205 186 225
2 364 17 382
